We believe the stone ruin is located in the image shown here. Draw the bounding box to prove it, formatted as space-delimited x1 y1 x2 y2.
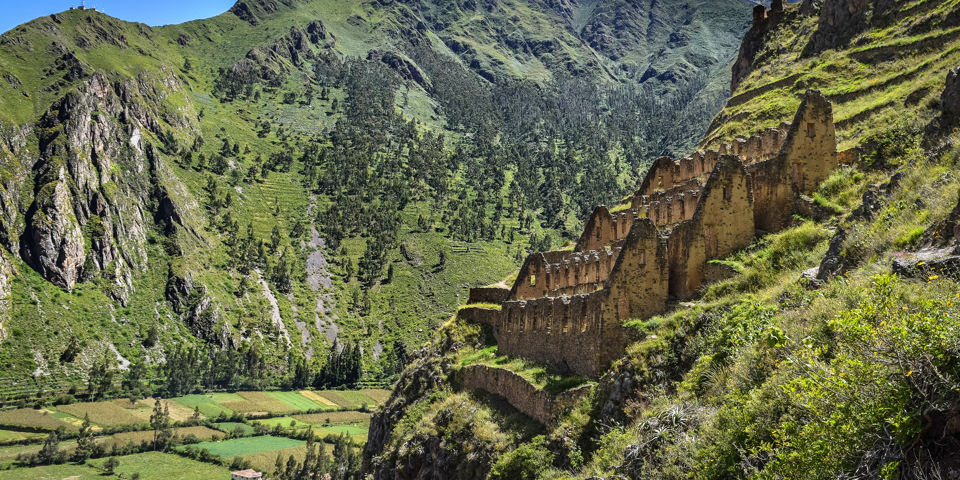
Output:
459 90 838 382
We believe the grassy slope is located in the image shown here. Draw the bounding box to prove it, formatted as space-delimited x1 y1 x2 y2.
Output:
701 0 958 150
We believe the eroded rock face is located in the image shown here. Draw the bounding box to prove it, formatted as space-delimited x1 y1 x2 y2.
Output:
5 69 197 302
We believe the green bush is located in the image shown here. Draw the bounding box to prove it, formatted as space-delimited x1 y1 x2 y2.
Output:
490 435 554 480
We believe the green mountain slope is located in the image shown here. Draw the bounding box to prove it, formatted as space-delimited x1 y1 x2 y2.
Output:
363 1 960 479
0 0 754 399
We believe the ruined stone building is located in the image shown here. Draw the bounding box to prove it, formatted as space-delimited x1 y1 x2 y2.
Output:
461 91 838 379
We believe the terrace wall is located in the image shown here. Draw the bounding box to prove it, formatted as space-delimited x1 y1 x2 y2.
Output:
457 365 592 425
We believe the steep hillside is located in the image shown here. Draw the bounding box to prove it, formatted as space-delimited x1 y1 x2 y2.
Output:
0 0 754 403
364 1 960 479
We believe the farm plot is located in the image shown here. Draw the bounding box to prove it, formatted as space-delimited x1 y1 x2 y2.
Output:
98 426 221 450
172 394 234 418
334 390 379 407
0 440 78 463
236 445 312 475
215 422 252 435
320 425 368 436
311 391 358 409
0 429 45 443
0 462 98 479
58 401 142 427
186 436 305 458
267 391 323 411
124 399 197 423
252 417 313 429
220 392 297 414
299 390 336 407
360 389 392 404
0 409 77 431
294 411 371 425
88 451 231 480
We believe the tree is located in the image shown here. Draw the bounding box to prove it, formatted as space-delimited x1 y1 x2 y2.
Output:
274 452 286 478
38 428 63 465
150 399 172 451
87 355 114 400
74 413 94 462
103 456 120 474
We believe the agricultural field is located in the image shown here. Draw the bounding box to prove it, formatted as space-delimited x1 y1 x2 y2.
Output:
0 429 45 443
186 436 305 458
215 422 252 435
299 390 336 407
98 426 221 450
172 394 234 418
252 416 314 429
0 440 78 465
267 391 323 411
0 462 99 479
87 451 232 480
360 389 392 404
219 392 298 415
0 409 77 431
57 401 143 427
237 445 312 476
294 411 371 425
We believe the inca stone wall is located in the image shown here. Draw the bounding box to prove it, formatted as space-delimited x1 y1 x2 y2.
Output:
461 90 837 381
458 365 592 425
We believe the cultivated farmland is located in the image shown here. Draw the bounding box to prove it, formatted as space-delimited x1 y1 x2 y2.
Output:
294 412 371 425
58 401 143 427
98 426 221 450
172 394 234 418
234 445 317 475
187 436 305 458
88 451 231 480
267 391 323 411
0 409 77 431
219 392 297 414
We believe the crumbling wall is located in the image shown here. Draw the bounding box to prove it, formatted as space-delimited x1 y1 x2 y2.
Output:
510 249 620 300
468 287 511 305
604 218 669 321
458 365 592 425
747 90 837 232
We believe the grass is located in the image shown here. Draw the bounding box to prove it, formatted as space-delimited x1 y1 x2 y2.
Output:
87 451 231 480
186 435 305 458
318 425 367 435
0 409 77 431
266 391 323 411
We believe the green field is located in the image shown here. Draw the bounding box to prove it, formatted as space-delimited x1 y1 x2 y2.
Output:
172 395 235 418
267 391 323 411
215 422 252 435
88 452 231 480
253 417 313 429
0 462 98 479
0 430 45 442
187 436 305 458
320 425 367 436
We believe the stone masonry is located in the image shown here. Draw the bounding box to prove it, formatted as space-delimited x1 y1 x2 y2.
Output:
462 90 838 380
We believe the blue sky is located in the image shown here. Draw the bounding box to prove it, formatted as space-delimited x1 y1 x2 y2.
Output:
1 0 237 35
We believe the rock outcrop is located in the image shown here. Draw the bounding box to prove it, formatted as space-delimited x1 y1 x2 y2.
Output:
1 68 199 303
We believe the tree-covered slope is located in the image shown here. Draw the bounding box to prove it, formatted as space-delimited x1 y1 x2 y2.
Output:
0 0 754 400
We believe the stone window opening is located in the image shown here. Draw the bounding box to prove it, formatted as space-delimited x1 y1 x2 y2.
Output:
723 183 732 201
807 122 816 137
792 163 804 191
639 249 646 265
529 274 536 287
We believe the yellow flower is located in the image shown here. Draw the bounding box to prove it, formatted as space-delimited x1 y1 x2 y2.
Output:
906 370 913 377
918 262 925 266
929 275 939 280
